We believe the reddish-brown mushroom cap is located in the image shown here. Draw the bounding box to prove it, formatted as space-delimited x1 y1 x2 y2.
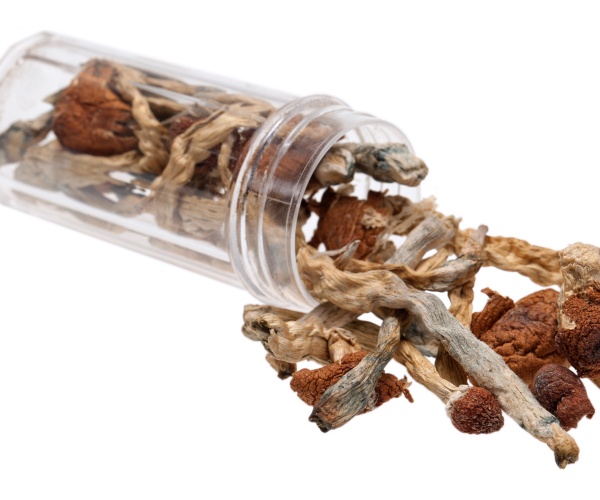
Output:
447 387 504 434
532 363 595 431
52 60 139 156
472 288 569 387
556 287 600 379
309 189 394 261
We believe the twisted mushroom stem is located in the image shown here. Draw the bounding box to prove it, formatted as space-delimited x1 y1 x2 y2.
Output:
386 214 456 267
309 316 403 432
396 338 455 401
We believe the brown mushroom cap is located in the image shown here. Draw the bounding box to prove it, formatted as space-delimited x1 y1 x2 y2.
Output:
472 288 568 387
309 189 394 260
532 363 595 431
557 287 600 378
52 60 138 156
447 386 504 434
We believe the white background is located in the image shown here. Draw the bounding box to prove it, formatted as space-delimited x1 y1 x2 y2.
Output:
1 1 599 499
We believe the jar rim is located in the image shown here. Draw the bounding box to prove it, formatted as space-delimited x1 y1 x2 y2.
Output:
228 94 416 310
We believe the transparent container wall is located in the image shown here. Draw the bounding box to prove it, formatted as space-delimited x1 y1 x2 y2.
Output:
230 95 417 307
0 33 420 309
0 33 295 287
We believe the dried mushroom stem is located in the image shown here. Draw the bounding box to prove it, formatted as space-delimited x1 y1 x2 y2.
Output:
333 317 447 397
0 111 53 165
344 317 453 400
386 214 456 267
340 315 502 433
465 232 563 286
434 344 466 387
290 351 411 412
246 300 447 404
17 141 139 190
398 337 456 401
415 246 453 273
265 354 297 380
298 248 579 467
344 246 485 293
312 144 355 187
149 110 263 231
397 338 503 434
242 304 302 328
298 301 360 329
438 226 488 385
109 63 170 176
241 304 360 368
381 196 436 240
345 142 429 186
309 316 404 432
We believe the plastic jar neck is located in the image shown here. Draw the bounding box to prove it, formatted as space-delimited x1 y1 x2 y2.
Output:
228 95 415 310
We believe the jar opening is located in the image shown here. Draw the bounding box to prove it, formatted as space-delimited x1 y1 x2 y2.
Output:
229 95 419 310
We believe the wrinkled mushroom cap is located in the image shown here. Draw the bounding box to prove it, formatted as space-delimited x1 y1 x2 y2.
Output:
472 288 569 386
533 363 595 431
446 386 504 434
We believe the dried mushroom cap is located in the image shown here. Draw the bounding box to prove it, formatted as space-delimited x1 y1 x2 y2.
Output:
557 243 600 378
472 288 568 387
557 287 600 378
290 351 411 408
350 143 428 186
446 386 504 434
471 288 515 337
309 189 394 260
532 364 595 431
52 60 139 155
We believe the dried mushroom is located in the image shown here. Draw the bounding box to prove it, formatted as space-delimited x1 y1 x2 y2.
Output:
471 287 515 337
52 60 139 155
447 386 504 434
533 364 595 430
557 243 600 378
348 142 428 186
472 288 568 387
309 189 395 260
290 351 412 410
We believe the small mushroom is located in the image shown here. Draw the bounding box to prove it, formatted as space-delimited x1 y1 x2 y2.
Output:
446 386 504 434
532 364 595 431
393 336 503 434
290 351 411 409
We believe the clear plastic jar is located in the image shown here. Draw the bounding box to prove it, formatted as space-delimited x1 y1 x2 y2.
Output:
0 33 419 309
